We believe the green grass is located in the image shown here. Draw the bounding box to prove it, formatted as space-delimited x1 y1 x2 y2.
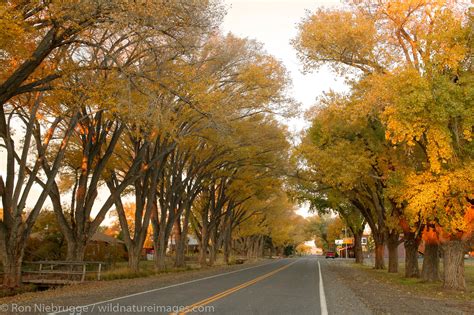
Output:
464 264 474 288
353 261 474 301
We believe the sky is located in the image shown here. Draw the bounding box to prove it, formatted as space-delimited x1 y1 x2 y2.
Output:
221 0 346 217
222 0 347 132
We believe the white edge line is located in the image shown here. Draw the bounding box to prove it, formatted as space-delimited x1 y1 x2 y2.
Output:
318 260 328 315
50 258 288 315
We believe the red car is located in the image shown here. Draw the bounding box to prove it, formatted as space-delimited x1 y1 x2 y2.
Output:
325 251 336 259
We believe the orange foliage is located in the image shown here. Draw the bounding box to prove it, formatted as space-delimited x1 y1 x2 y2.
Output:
422 226 440 245
399 217 411 234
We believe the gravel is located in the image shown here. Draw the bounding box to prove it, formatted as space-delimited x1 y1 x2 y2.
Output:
326 259 474 315
320 259 373 315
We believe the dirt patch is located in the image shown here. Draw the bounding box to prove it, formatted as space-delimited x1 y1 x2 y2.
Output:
328 260 474 315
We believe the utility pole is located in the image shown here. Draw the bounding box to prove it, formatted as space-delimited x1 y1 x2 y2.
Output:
344 226 348 259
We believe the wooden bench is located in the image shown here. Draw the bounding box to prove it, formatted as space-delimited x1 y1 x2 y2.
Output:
22 261 105 285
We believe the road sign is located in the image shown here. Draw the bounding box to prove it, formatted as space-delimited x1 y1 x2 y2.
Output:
335 239 343 245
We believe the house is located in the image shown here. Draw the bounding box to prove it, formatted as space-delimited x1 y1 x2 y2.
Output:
27 231 126 262
144 235 200 260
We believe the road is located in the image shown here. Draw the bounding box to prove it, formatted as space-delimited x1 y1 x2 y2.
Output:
54 257 371 315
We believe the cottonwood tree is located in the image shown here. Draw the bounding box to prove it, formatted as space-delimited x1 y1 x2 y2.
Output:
295 98 401 270
40 0 221 262
195 126 290 265
293 0 473 289
0 94 78 287
234 193 306 259
104 31 292 271
0 0 222 107
0 0 222 286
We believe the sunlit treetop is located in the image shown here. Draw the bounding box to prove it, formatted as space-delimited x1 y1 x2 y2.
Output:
293 0 470 77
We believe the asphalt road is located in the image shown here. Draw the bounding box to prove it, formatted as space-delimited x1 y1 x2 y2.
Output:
54 257 371 315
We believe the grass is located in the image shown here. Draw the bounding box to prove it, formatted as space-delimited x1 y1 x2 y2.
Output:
97 260 199 281
96 255 254 281
353 260 474 301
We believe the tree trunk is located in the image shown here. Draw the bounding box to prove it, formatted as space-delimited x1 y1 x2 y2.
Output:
387 231 399 273
208 228 218 266
2 252 23 288
173 217 184 268
421 243 440 282
258 236 264 258
128 249 141 273
199 222 210 267
199 235 209 267
154 232 168 271
404 233 420 278
209 246 217 266
174 209 190 268
354 230 364 264
253 236 262 258
442 240 466 290
66 239 86 261
174 235 186 268
223 229 231 264
373 233 385 269
246 237 252 260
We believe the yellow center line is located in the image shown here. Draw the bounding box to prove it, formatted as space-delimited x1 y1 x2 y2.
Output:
171 260 298 315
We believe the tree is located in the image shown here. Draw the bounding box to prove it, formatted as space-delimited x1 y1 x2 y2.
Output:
0 1 222 107
0 93 78 287
293 0 473 289
25 210 65 261
0 0 223 288
294 181 367 263
305 216 331 250
305 215 344 252
233 193 306 259
107 202 154 272
294 98 399 270
39 0 221 263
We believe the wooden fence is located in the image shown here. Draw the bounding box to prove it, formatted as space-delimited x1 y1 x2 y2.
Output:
22 261 105 285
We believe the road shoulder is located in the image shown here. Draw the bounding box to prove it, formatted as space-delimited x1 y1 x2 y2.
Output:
327 260 474 315
319 259 372 315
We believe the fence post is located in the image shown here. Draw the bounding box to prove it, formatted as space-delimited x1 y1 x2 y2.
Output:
97 263 102 281
81 264 86 282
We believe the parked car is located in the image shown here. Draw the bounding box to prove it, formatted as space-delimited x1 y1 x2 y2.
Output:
325 251 336 259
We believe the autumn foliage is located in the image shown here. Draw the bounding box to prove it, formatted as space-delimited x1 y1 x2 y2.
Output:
293 0 473 290
0 0 303 288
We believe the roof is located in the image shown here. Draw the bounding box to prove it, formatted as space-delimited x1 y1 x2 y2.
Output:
188 235 199 245
30 231 124 244
169 235 199 245
91 232 125 244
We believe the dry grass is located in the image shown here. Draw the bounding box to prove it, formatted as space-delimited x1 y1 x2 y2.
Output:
87 256 249 281
353 260 474 301
98 260 200 281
